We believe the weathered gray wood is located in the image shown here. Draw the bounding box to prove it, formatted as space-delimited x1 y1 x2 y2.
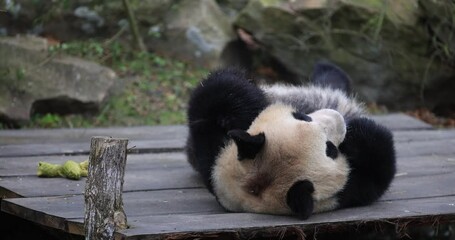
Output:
396 138 455 158
2 131 452 158
3 190 455 237
0 125 187 145
2 129 454 170
1 152 453 199
2 165 455 221
0 152 187 177
115 195 455 239
85 137 128 240
0 114 430 146
370 113 433 130
2 154 454 226
1 189 221 223
0 167 202 198
0 139 184 158
393 129 455 142
0 114 451 240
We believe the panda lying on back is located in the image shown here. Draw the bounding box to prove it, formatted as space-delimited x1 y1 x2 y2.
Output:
186 62 396 219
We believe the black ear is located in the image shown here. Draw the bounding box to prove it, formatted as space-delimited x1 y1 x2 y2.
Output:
311 61 351 94
286 180 315 219
228 130 265 160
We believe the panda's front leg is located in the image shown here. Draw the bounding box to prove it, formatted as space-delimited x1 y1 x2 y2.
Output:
286 180 315 219
337 117 396 208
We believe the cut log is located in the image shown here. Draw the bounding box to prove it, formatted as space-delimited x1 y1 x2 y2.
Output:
84 137 129 240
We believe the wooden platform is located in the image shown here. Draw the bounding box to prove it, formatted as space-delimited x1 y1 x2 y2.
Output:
1 113 455 239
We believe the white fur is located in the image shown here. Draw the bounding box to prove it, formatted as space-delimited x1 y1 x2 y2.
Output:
212 104 350 215
260 84 365 121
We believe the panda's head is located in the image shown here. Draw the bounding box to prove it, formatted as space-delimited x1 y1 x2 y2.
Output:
212 104 350 218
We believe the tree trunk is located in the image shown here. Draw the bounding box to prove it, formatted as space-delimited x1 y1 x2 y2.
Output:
84 137 129 240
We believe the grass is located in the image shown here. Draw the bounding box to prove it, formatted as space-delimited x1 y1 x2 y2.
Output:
26 40 208 128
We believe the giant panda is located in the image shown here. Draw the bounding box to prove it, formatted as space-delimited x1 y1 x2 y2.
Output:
186 62 396 219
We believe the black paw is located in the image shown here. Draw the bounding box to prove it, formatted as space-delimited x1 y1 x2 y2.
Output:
286 180 315 219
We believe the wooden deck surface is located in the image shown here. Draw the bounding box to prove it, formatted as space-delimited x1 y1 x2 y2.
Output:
1 113 455 239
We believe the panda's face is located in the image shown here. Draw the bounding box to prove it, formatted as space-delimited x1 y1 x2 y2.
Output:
212 104 350 215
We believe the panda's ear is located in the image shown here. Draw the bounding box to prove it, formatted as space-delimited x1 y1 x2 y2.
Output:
228 130 265 160
311 61 351 94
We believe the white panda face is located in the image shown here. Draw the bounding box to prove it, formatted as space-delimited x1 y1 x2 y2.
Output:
212 104 350 215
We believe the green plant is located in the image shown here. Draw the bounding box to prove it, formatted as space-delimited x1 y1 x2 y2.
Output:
26 39 208 128
31 113 63 128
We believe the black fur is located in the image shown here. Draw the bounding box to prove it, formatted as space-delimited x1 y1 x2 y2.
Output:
187 64 396 218
292 111 312 122
228 130 265 160
186 68 268 192
337 118 396 208
311 61 351 94
286 180 315 219
326 141 338 159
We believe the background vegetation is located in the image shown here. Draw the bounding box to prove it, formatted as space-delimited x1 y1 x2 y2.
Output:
25 40 208 128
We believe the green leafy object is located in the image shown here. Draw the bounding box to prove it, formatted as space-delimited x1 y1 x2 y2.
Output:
61 160 82 180
37 162 62 177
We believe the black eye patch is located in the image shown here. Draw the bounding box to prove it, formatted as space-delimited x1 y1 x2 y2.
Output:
292 112 312 122
326 141 338 159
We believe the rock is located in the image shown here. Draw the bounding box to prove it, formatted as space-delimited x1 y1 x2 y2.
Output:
216 0 250 19
145 0 235 67
234 0 455 110
101 0 172 28
4 0 234 68
0 35 117 126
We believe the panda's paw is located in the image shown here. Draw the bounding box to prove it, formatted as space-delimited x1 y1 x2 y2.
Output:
286 180 315 220
340 117 395 169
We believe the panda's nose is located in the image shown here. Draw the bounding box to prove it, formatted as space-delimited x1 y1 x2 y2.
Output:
308 109 346 146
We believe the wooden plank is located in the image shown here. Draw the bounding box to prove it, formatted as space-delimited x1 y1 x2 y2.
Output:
1 170 453 219
0 139 184 158
0 114 430 146
0 167 203 198
395 155 455 178
0 152 188 177
393 129 455 142
370 113 433 131
0 125 187 145
1 189 222 221
2 129 452 158
111 195 455 238
2 152 455 236
396 138 455 158
1 149 454 198
2 129 454 176
2 158 454 222
3 181 455 238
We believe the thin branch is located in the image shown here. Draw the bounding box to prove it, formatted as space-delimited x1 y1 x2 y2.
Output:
122 0 147 52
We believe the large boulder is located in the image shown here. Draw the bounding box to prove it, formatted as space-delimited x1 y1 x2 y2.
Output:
145 0 235 67
2 0 173 40
4 0 234 68
234 0 455 110
0 35 117 126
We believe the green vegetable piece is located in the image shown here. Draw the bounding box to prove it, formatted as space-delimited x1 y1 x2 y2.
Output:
37 162 62 177
81 169 88 177
79 160 89 171
61 160 82 180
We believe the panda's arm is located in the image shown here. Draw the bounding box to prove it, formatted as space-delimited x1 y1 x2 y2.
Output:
337 118 396 208
186 68 268 192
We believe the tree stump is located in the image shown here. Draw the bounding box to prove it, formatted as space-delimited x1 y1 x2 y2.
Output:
84 137 129 240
